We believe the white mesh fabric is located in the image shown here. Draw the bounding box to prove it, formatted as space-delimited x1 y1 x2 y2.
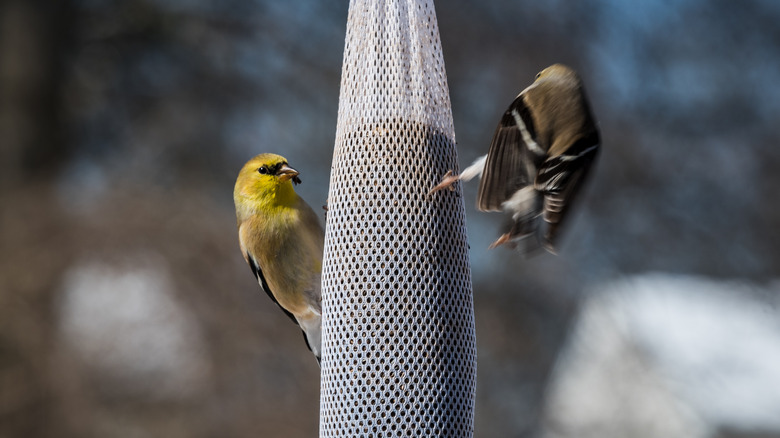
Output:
320 1 476 437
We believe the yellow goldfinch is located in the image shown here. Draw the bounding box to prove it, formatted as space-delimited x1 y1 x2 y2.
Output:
430 64 600 253
234 153 324 364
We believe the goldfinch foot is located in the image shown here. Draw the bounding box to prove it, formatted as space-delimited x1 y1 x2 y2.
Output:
428 170 460 196
488 233 512 249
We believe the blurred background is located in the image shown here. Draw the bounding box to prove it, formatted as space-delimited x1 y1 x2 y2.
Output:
2 0 780 437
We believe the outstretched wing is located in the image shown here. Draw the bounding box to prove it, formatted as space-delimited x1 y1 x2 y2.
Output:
477 95 545 212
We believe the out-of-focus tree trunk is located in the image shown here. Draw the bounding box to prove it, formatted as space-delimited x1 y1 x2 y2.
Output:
0 1 77 437
0 0 73 188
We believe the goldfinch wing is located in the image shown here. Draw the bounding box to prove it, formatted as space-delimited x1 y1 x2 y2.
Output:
477 96 542 212
246 252 298 325
535 136 600 244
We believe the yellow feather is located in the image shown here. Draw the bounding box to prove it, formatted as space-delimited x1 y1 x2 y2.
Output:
233 153 325 362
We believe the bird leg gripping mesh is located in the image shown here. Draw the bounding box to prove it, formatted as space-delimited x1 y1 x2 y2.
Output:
320 1 476 437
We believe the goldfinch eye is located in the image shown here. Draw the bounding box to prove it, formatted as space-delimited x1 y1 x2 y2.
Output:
258 166 269 174
535 72 543 80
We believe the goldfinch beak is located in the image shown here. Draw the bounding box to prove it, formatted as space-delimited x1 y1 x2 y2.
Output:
277 165 300 182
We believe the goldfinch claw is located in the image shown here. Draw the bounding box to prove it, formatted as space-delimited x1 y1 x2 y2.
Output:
427 170 460 197
488 233 512 249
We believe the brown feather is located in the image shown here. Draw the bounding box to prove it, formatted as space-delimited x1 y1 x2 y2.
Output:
477 64 600 253
477 96 540 212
